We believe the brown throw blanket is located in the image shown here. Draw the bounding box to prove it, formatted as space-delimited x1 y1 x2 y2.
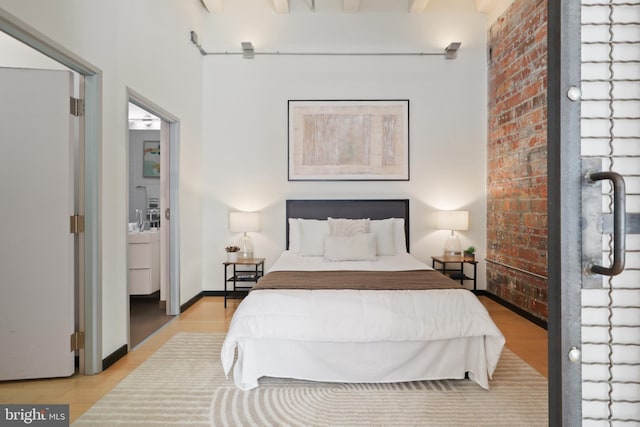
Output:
252 270 461 291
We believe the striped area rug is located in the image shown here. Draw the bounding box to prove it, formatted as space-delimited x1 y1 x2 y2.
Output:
73 332 548 426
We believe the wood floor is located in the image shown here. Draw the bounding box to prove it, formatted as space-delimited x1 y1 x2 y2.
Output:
129 292 175 348
0 295 548 423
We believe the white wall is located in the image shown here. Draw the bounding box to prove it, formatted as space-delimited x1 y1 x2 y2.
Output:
0 31 64 69
0 0 205 358
201 1 489 290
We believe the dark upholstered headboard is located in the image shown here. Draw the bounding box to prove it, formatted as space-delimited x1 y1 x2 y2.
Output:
286 199 410 251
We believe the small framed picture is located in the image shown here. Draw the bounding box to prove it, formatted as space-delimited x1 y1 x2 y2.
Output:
143 141 160 178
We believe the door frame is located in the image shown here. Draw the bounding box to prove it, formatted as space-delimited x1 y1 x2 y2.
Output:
127 88 181 317
547 0 582 425
0 9 103 375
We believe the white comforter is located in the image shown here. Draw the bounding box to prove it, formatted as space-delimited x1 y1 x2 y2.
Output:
221 252 505 389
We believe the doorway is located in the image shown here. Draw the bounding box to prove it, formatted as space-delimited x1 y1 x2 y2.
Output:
127 92 181 348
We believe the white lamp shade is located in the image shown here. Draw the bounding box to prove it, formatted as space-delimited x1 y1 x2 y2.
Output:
229 211 260 233
434 210 469 231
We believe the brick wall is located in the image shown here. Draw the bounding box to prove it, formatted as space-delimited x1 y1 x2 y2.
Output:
487 0 548 321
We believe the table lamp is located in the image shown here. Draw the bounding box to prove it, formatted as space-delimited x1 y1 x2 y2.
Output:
434 210 469 257
229 211 260 259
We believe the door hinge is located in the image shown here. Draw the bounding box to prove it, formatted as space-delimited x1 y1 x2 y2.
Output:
70 97 84 117
70 331 85 351
70 215 85 234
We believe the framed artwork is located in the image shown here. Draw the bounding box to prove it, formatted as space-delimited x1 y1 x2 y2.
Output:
143 141 160 178
288 99 409 181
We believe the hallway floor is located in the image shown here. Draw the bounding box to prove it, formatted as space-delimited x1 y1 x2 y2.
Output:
129 292 175 348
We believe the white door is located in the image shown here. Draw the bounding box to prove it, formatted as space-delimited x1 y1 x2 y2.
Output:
160 120 170 307
0 67 75 380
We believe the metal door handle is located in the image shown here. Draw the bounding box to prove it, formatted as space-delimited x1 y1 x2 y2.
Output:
588 171 626 276
165 208 170 220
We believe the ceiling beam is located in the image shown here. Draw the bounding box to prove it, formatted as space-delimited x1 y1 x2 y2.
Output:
273 0 290 14
475 0 517 23
199 0 222 12
474 0 492 13
409 0 430 13
343 0 360 13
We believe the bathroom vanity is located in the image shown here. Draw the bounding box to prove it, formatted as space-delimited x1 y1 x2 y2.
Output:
128 230 160 295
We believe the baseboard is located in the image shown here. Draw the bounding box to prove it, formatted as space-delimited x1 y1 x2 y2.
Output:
181 290 243 312
102 344 128 371
180 291 203 313
202 291 226 297
100 291 233 370
480 291 548 330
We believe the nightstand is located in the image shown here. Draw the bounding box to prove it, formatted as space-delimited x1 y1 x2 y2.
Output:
431 255 478 291
223 258 265 308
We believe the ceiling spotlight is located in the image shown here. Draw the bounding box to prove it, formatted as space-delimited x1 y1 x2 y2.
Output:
241 41 255 59
445 42 461 60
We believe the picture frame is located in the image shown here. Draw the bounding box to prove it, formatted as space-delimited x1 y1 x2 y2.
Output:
288 99 409 181
143 141 160 178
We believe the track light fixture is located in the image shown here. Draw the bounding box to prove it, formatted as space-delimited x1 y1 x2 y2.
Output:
190 34 462 60
445 42 462 60
241 41 255 59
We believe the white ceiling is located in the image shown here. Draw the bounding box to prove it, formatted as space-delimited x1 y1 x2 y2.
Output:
199 0 515 23
128 103 160 130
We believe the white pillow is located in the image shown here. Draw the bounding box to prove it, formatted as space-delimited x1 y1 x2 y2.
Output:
298 219 330 256
328 217 370 236
393 218 408 253
288 218 301 252
291 217 407 254
324 233 377 261
369 218 397 255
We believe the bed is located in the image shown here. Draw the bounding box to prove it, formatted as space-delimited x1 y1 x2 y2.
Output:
221 199 505 391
